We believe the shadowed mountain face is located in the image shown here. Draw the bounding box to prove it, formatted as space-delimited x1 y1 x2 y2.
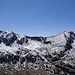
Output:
0 30 75 75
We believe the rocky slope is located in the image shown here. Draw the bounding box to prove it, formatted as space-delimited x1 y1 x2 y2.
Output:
0 30 75 75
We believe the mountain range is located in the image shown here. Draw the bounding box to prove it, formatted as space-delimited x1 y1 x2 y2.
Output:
0 30 75 75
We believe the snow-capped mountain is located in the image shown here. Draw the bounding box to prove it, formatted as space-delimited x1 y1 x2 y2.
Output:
0 30 75 75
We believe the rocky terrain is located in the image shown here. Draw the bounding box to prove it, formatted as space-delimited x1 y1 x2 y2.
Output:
0 30 75 75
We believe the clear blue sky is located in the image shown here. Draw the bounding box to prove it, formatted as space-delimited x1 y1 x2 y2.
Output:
0 0 75 36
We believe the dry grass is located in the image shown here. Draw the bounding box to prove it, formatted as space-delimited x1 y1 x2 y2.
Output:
0 66 53 75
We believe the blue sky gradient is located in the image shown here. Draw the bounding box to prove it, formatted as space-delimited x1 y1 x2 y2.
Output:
0 0 75 36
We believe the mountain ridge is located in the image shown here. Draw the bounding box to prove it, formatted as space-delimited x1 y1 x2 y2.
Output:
0 30 75 75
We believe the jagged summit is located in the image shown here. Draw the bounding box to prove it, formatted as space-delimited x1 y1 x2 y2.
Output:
0 30 75 75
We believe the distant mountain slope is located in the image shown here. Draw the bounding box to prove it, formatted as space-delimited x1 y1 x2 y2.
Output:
0 30 75 75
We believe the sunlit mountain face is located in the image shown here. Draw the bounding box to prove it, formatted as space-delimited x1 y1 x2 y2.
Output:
0 30 75 75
